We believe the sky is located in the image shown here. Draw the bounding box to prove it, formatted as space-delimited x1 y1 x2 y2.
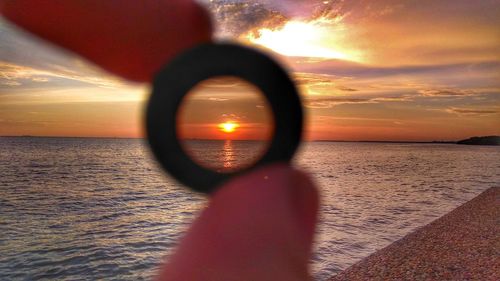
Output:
177 76 274 140
0 0 499 141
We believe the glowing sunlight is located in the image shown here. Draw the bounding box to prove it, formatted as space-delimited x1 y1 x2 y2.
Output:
219 121 239 133
245 19 363 62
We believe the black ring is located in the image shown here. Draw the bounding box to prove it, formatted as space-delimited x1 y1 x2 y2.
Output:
146 43 303 194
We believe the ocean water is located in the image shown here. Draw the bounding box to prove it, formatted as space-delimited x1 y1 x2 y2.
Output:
0 137 498 280
180 139 268 173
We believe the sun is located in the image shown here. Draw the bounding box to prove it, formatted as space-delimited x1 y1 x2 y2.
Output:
219 121 239 133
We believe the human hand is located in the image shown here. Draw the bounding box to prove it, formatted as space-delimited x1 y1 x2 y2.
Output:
0 0 212 82
1 1 319 280
158 164 318 281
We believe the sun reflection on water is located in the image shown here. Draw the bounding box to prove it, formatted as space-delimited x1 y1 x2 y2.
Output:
221 139 235 171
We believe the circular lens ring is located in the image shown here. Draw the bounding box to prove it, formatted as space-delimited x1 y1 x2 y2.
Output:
146 43 303 194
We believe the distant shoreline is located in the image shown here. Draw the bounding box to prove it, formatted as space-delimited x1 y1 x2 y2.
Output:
311 140 456 144
1 135 498 145
0 135 459 143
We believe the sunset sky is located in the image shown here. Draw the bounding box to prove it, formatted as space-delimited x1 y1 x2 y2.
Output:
0 0 499 141
177 77 274 140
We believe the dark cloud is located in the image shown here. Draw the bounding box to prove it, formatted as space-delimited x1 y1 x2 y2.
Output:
203 0 343 38
204 0 287 38
251 0 343 19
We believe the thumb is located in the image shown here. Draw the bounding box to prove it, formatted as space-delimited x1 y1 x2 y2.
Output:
158 164 319 281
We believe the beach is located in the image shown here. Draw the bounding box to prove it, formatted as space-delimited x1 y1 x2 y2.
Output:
329 187 500 281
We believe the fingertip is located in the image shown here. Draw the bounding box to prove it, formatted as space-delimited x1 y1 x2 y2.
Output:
158 164 319 280
212 163 319 250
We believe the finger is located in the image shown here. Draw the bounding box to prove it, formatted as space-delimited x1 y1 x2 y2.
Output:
158 163 319 281
0 0 213 82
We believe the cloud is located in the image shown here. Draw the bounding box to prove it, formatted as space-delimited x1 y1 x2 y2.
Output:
293 72 360 95
293 72 337 85
1 80 21 86
204 0 500 67
296 60 500 79
0 21 130 91
0 61 125 89
31 77 49 82
208 97 229 101
198 76 252 88
337 86 358 92
202 0 344 38
303 90 414 108
249 0 343 19
418 89 477 97
304 96 400 108
446 108 498 115
305 97 373 108
372 96 413 102
203 0 287 38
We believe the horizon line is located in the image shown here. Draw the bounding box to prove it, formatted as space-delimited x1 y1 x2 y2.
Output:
0 135 477 143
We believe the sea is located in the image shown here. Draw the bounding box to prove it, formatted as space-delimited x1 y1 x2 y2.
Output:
1 137 499 280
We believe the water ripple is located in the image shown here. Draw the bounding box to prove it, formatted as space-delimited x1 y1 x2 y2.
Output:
1 138 498 280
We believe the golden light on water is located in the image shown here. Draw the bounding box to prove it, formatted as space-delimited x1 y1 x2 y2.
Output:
219 121 239 133
245 19 363 62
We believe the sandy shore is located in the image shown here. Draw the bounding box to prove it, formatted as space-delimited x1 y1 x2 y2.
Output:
329 187 499 281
